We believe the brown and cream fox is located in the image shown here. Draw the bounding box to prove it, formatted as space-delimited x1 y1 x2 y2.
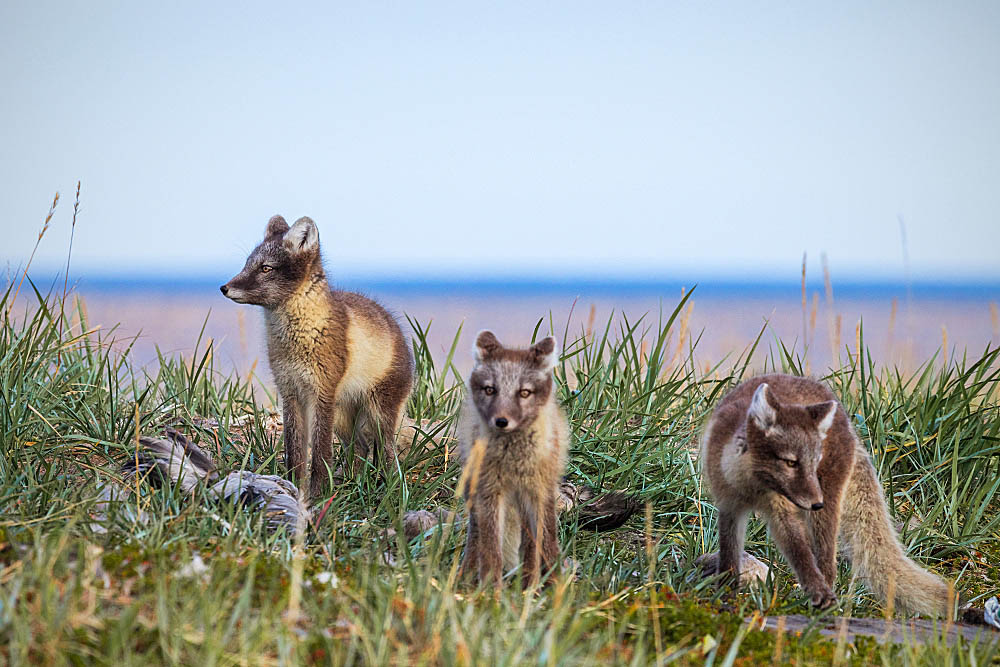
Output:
221 215 413 496
457 331 568 586
700 373 953 616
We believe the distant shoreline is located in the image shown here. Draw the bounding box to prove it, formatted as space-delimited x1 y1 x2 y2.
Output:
11 274 1000 301
7 272 996 376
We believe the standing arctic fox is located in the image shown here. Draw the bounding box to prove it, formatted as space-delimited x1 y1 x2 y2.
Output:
458 331 568 586
700 373 953 616
221 215 413 495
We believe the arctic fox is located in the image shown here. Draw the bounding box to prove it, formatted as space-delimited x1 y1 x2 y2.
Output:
221 215 414 495
457 332 569 586
699 373 954 616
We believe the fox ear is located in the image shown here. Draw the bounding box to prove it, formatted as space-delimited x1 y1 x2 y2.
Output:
283 217 318 254
265 215 289 237
748 383 778 431
531 336 558 371
807 401 837 440
474 331 501 362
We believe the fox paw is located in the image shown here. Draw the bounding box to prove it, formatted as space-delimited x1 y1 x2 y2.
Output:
807 586 837 609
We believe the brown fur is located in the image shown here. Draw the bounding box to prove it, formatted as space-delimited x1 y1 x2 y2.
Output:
457 331 569 587
700 373 953 616
221 215 414 496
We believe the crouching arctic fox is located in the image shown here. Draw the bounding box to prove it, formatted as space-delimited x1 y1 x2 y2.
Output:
700 373 955 616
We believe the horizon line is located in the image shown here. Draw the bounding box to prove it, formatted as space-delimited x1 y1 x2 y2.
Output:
6 271 999 299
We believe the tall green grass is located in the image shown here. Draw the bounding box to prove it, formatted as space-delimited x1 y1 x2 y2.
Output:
1 273 999 665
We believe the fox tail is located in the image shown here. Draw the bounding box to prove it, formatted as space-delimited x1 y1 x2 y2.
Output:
839 444 953 617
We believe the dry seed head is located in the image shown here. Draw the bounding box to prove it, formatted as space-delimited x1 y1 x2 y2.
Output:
39 191 59 239
834 314 842 357
809 292 818 338
801 252 808 346
455 439 487 502
822 253 834 307
8 191 61 314
670 300 693 368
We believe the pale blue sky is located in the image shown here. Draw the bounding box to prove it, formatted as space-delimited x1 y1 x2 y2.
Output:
2 1 998 282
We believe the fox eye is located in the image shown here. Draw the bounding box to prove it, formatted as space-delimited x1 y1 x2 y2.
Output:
259 265 273 273
483 386 495 395
784 459 798 468
519 389 532 398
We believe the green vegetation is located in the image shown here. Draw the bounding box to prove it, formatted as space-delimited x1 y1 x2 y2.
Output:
1 273 999 665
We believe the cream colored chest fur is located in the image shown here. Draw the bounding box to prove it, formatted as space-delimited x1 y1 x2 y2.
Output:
264 287 329 397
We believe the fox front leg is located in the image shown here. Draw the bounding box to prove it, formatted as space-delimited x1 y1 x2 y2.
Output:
459 511 481 581
519 489 560 586
281 396 307 485
519 507 541 586
473 491 503 588
717 508 749 582
808 500 841 589
810 443 851 589
768 507 836 608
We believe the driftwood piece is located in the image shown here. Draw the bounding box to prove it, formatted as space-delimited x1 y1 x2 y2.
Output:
755 614 999 647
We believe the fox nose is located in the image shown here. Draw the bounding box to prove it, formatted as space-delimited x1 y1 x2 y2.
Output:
494 417 508 429
220 285 229 295
811 502 825 511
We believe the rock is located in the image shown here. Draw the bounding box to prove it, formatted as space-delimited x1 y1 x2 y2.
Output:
694 550 772 585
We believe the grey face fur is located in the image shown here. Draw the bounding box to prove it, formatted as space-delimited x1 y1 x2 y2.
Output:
745 383 836 511
220 215 320 310
467 331 558 433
